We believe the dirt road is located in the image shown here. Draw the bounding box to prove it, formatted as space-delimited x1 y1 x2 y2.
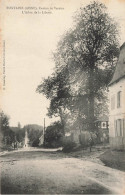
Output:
0 150 124 194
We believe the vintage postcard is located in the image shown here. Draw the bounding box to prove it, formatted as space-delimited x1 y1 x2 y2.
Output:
0 0 125 194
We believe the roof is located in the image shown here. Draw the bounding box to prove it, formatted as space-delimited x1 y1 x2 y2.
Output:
109 42 125 86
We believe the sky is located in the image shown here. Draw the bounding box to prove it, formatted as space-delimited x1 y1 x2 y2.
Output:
1 0 125 128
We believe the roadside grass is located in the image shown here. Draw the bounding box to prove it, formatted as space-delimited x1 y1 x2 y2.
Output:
99 149 125 172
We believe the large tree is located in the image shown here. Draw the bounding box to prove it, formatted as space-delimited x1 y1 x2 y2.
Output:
52 1 119 131
37 1 119 132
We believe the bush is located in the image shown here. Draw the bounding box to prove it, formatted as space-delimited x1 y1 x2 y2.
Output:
62 140 76 153
32 138 40 147
44 121 64 148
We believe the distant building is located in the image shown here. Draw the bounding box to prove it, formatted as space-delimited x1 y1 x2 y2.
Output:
39 135 44 146
24 130 29 148
39 129 44 146
95 115 109 143
109 42 125 150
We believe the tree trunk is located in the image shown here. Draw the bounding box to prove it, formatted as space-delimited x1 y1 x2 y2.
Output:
88 67 95 132
88 94 95 131
59 107 65 135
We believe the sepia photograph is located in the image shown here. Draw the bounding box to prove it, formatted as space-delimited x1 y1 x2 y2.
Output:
0 0 125 194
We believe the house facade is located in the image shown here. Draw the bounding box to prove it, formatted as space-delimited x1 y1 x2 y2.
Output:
109 43 125 150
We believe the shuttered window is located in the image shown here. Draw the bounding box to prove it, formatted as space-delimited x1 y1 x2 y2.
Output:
115 119 123 137
123 119 125 137
117 91 121 108
111 95 115 110
115 120 117 136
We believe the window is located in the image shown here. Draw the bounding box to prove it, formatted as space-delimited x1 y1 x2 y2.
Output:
111 95 115 110
101 122 106 129
117 91 121 108
115 119 122 137
123 119 125 137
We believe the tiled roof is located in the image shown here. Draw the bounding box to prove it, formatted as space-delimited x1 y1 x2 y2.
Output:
109 42 125 85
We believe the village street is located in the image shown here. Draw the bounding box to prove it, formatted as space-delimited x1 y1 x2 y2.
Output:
0 149 124 194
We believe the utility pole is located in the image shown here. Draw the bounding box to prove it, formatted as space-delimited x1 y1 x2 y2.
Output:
43 118 45 143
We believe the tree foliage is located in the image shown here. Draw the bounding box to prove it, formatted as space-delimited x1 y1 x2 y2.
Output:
37 1 119 132
0 111 15 146
44 121 64 147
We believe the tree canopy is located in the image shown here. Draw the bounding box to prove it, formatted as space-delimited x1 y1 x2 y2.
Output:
0 111 15 145
44 121 64 147
37 1 119 132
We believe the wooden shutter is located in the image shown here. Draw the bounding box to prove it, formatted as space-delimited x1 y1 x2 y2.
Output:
123 119 125 137
115 120 117 137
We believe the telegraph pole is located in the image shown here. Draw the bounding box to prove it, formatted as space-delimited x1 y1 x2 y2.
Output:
43 118 45 143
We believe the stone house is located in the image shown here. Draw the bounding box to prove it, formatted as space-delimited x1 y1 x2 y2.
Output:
109 42 125 150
